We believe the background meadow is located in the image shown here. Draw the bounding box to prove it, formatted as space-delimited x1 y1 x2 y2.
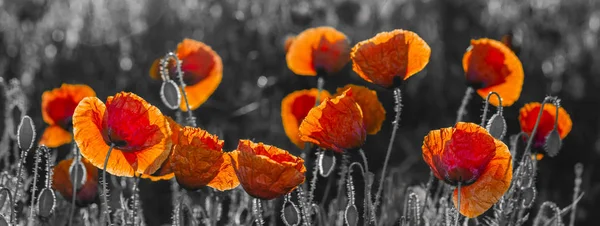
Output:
1 0 599 225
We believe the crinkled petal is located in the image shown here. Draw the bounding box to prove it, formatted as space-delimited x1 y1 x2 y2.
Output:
281 89 331 148
39 125 72 148
286 26 350 76
335 85 385 134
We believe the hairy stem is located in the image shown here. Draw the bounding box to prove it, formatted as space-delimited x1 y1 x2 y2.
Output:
374 87 403 212
456 87 474 123
28 149 42 224
480 91 503 127
455 182 461 226
102 144 115 225
569 163 583 226
68 148 81 226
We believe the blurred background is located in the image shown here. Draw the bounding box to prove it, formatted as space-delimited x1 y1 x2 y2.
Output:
1 0 598 225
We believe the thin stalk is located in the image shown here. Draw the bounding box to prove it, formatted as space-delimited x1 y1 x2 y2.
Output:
252 198 264 226
296 186 312 226
455 182 461 226
68 146 81 226
102 144 115 225
374 87 402 211
522 97 555 160
28 148 42 224
132 177 140 226
456 87 474 123
13 145 29 215
569 163 583 226
302 76 325 201
480 91 503 127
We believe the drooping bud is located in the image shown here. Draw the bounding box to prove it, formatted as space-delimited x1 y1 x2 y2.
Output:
37 188 56 218
344 204 359 226
281 196 300 226
544 129 562 157
486 113 506 140
69 160 87 190
160 80 181 110
318 151 336 177
521 187 536 209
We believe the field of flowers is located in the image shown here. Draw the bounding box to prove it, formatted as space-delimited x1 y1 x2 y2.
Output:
0 0 599 225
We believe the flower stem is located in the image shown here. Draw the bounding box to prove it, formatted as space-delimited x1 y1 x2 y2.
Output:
522 97 556 165
252 198 264 226
1 186 14 224
480 91 503 127
374 87 403 212
455 182 461 226
569 163 583 226
102 144 115 225
456 87 474 123
28 148 42 224
68 146 81 226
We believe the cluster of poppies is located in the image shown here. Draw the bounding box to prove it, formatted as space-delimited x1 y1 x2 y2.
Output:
281 26 572 218
40 25 573 221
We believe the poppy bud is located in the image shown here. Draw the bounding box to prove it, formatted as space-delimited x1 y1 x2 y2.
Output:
521 187 536 209
318 151 336 177
486 113 506 140
345 204 359 226
160 80 181 110
17 115 35 151
69 160 87 190
37 188 56 218
544 129 562 157
281 201 300 226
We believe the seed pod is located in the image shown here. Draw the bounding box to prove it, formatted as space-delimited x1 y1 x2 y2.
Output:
521 187 536 209
344 204 359 226
318 151 336 177
544 129 562 157
37 188 56 218
17 115 35 151
69 160 87 190
160 80 181 110
486 113 506 140
281 202 300 226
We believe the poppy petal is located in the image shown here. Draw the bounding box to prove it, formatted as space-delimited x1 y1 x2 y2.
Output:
351 29 431 87
42 84 96 126
518 102 572 148
230 140 306 200
281 89 332 148
179 69 222 111
335 85 385 134
463 38 524 107
206 152 240 191
39 125 72 148
452 138 513 218
299 89 366 152
172 127 225 190
286 26 350 76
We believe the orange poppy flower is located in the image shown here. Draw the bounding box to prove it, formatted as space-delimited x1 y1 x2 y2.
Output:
299 89 366 152
422 122 512 218
281 89 332 149
286 26 350 76
52 158 98 206
171 127 239 191
72 92 172 177
149 38 223 111
229 139 306 200
334 85 385 135
351 29 431 88
463 38 524 107
39 84 96 148
518 102 572 148
284 35 296 53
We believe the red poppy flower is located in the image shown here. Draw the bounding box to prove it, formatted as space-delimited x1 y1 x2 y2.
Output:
334 85 385 135
299 89 366 152
171 127 239 191
422 122 512 217
281 89 332 149
286 26 350 76
39 84 96 148
351 29 431 88
149 38 223 111
52 158 98 206
72 92 172 177
518 102 572 148
229 139 306 200
463 38 524 106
